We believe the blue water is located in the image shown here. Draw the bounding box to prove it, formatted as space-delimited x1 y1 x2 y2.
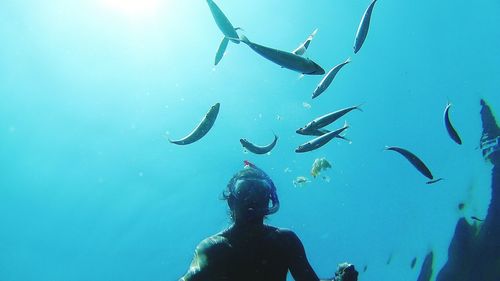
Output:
0 0 499 280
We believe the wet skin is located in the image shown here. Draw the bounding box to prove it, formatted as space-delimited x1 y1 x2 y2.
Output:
179 224 320 281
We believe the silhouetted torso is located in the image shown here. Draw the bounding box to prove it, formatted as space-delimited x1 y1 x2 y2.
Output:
180 224 320 281
217 225 289 281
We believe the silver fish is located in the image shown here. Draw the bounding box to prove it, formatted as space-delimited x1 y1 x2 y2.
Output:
295 122 349 153
214 37 229 65
299 104 362 131
353 0 378 54
206 0 240 44
385 146 434 180
296 127 351 142
444 103 462 145
312 57 351 99
296 127 331 136
240 134 278 154
235 35 325 75
169 103 220 145
292 28 318 56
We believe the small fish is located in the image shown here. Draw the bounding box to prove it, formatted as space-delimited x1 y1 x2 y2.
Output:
426 178 444 184
214 37 229 65
363 265 368 272
302 102 312 109
299 104 363 131
311 157 332 178
240 134 278 155
231 35 325 75
295 122 349 153
410 257 417 269
169 103 220 145
458 202 465 211
444 103 462 145
292 28 318 56
312 58 351 99
386 253 393 265
206 0 240 44
293 176 310 187
471 216 484 222
297 127 330 136
385 146 434 180
296 128 351 142
353 0 378 54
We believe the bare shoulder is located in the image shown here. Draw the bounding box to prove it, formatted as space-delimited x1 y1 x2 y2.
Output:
272 227 303 246
195 233 231 256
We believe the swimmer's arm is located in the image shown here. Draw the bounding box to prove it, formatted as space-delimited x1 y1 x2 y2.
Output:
179 245 208 281
284 230 335 281
179 238 220 281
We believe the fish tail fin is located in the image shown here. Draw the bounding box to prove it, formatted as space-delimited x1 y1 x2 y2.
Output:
167 138 178 144
311 28 318 37
339 133 352 144
272 131 279 140
343 120 349 128
355 102 365 112
164 134 174 144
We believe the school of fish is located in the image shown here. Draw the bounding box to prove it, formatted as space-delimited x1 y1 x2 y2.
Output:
167 0 465 185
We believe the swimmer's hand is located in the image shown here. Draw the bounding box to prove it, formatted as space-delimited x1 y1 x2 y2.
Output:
333 262 358 281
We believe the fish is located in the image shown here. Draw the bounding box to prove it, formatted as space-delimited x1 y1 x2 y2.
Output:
471 216 484 222
444 103 462 145
292 28 318 56
240 134 278 154
299 104 363 131
410 257 417 269
386 253 393 265
353 0 378 54
231 35 325 75
296 127 351 142
311 157 332 178
214 37 229 65
206 0 240 44
295 122 349 153
385 146 434 180
297 127 330 136
293 176 310 187
458 202 465 211
169 103 220 145
312 57 351 99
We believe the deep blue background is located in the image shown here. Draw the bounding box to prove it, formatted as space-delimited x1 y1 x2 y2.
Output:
0 0 499 280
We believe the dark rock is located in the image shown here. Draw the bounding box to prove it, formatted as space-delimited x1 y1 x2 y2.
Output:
421 99 500 281
416 252 433 281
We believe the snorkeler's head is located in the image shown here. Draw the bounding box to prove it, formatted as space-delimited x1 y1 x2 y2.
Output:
223 161 280 222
